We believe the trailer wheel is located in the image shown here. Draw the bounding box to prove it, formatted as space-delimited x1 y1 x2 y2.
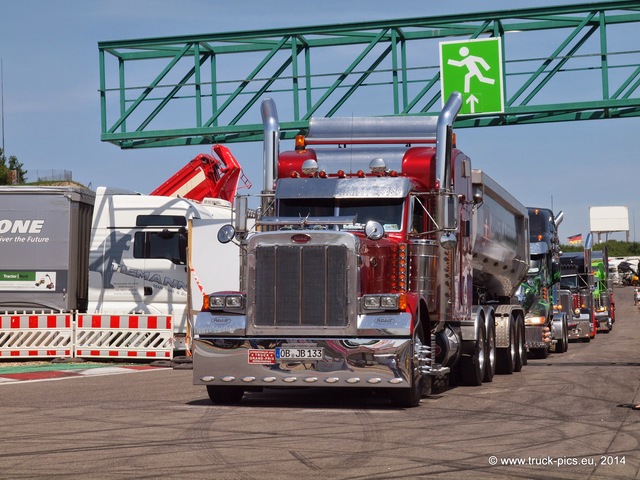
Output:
460 321 486 386
496 318 516 374
514 314 525 372
206 385 244 405
483 319 496 383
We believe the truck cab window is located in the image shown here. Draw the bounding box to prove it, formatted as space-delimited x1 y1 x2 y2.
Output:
277 198 334 218
410 197 425 234
134 230 187 265
136 215 187 227
278 198 403 232
338 198 403 231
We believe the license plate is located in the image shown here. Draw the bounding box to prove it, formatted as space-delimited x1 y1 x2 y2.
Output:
276 347 324 361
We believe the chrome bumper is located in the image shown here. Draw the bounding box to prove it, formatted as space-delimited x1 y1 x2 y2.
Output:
567 318 591 340
524 325 547 348
595 313 611 331
192 337 414 388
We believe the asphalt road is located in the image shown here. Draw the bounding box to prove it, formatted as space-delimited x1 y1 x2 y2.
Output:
1 287 639 480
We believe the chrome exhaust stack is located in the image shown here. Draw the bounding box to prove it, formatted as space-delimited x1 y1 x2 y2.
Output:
436 92 463 191
260 98 280 217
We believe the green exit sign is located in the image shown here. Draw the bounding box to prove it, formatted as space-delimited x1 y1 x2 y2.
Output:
440 38 504 114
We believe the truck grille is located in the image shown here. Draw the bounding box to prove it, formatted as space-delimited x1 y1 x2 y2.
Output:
254 244 349 327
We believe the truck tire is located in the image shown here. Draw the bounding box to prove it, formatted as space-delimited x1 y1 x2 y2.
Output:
206 385 245 405
483 319 496 383
514 313 525 372
496 318 516 374
460 321 486 386
555 316 568 353
388 327 427 408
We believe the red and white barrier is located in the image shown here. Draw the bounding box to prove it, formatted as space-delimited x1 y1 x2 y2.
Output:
0 314 73 358
75 314 173 359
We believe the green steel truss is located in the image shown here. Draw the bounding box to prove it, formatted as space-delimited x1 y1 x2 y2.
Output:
98 1 640 148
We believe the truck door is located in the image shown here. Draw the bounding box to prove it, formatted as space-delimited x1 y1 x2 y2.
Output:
134 225 189 331
188 218 242 310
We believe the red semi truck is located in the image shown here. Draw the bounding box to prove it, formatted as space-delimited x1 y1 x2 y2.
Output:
191 93 530 407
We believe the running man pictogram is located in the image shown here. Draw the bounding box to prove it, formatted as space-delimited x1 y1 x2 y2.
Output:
447 46 495 93
440 38 504 114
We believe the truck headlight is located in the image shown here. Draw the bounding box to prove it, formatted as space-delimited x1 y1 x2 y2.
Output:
525 315 546 326
380 295 398 308
363 296 381 308
362 294 400 310
203 294 244 311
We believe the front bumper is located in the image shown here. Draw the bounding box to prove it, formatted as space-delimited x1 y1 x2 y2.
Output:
192 337 414 389
567 317 591 340
595 312 612 332
524 325 549 349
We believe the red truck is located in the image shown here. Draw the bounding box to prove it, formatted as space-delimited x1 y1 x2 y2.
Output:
191 93 530 407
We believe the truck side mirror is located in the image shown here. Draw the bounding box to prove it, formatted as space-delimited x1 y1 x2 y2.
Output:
364 220 385 241
217 224 236 244
234 196 248 233
443 193 459 230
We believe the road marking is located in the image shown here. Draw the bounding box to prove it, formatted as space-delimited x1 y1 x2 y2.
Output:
0 365 166 384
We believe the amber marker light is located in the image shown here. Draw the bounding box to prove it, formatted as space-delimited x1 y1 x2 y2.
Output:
398 293 407 311
202 294 210 311
295 134 306 150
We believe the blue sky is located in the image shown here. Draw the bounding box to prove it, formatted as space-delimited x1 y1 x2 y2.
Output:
1 0 639 243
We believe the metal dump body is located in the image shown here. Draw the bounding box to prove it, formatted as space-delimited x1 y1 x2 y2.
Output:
0 186 95 311
471 170 529 299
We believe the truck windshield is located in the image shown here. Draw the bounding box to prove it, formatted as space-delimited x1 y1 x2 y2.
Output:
528 209 554 239
278 198 404 231
528 258 542 274
561 273 592 291
560 274 578 290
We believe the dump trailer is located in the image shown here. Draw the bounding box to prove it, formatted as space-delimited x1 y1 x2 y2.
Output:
519 207 567 357
191 92 530 407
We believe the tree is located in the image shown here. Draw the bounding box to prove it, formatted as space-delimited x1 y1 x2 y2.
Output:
0 148 27 184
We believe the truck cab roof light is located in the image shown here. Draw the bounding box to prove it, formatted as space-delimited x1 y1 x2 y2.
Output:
295 134 306 151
